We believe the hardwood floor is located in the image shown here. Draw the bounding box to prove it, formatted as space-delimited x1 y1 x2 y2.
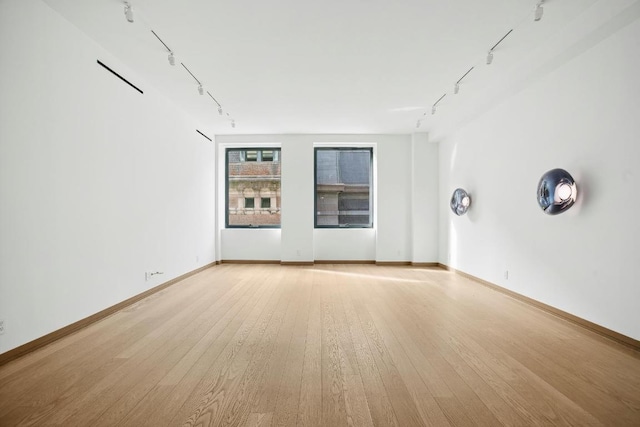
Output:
1 264 639 426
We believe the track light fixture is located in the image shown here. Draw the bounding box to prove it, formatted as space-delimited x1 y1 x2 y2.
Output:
151 31 176 66
124 2 133 23
411 4 538 130
138 28 239 127
454 67 474 94
206 92 224 116
534 1 544 21
432 93 446 115
486 29 513 65
181 63 206 96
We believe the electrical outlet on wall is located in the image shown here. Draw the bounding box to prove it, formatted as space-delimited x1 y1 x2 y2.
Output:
145 271 164 281
0 319 5 335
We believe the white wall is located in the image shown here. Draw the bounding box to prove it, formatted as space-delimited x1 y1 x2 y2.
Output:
411 133 439 263
0 0 216 354
220 230 281 261
281 138 315 262
216 134 436 263
437 1 640 339
374 135 414 261
314 229 376 261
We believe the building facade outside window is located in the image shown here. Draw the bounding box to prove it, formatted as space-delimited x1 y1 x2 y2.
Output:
226 148 281 228
315 147 373 228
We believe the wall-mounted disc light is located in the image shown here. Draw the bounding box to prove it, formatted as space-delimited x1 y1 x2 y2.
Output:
537 168 577 215
450 188 471 216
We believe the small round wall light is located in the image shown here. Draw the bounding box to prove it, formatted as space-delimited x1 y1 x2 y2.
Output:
537 168 577 215
450 188 471 216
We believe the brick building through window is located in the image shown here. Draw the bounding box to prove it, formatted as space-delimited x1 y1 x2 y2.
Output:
226 148 281 227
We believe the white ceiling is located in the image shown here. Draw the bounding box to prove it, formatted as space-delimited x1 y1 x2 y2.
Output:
42 0 601 135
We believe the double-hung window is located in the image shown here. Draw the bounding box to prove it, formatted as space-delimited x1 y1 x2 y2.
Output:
226 148 281 228
315 147 373 228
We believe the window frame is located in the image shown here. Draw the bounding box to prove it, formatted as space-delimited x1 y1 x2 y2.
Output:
314 146 374 229
225 147 281 229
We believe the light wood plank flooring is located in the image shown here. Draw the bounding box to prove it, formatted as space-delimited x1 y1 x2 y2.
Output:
1 264 639 426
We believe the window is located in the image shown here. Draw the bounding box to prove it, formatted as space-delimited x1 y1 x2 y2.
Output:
238 149 278 162
315 147 373 228
226 148 281 228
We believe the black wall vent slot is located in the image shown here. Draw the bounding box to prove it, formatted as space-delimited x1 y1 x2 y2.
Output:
196 130 212 141
96 60 143 94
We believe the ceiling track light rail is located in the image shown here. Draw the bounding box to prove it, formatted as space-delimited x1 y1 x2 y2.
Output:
414 2 550 129
454 66 474 94
181 63 205 94
207 92 224 115
432 93 446 114
181 63 201 85
151 30 175 65
487 29 513 65
490 29 514 52
117 4 237 127
151 30 172 53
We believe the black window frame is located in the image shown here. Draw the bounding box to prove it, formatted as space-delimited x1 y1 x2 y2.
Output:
314 147 374 229
225 147 281 229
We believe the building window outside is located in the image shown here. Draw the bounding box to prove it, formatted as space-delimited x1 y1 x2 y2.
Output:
244 150 258 161
226 148 281 228
238 149 278 162
315 147 373 228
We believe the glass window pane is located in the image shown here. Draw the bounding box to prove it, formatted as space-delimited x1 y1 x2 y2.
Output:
226 148 281 227
261 150 274 161
315 148 373 228
245 150 258 161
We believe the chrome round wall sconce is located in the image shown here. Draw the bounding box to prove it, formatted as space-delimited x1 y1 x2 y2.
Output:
537 168 577 215
450 188 471 216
